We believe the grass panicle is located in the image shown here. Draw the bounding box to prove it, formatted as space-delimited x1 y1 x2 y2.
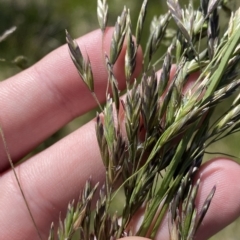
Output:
48 180 98 240
169 168 216 240
51 0 240 239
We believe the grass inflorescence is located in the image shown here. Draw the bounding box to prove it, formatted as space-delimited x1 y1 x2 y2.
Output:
51 0 240 239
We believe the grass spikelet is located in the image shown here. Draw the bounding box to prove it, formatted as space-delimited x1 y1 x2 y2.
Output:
97 0 108 32
109 6 127 65
66 30 94 92
125 9 136 82
149 13 170 64
105 54 120 112
141 70 159 132
135 0 149 47
158 43 173 97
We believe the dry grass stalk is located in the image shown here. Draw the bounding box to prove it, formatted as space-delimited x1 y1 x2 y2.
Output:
0 26 17 43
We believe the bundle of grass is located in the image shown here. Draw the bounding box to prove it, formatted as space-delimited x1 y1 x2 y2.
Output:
49 0 240 239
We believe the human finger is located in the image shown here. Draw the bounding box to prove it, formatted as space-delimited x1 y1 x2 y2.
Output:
0 27 142 171
194 159 240 240
129 158 240 240
0 120 105 239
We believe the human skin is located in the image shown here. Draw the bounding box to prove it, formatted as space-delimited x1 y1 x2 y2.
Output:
0 28 239 239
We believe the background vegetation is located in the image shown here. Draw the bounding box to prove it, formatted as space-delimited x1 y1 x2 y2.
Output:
0 0 239 239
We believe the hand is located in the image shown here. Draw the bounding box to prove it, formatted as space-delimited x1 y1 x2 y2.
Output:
0 28 239 240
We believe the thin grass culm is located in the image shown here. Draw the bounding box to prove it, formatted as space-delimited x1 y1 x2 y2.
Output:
50 0 240 239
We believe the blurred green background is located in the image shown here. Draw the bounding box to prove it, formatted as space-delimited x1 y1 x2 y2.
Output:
0 0 240 239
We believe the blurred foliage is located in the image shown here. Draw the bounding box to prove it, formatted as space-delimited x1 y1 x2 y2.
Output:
0 0 240 239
